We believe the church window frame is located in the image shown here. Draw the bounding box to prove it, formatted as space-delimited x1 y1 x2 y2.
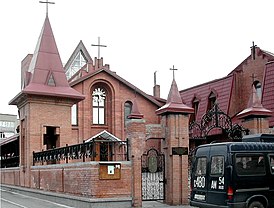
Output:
92 87 106 125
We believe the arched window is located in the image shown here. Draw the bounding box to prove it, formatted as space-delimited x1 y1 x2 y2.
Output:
92 87 106 125
253 81 262 99
124 101 132 125
207 91 216 111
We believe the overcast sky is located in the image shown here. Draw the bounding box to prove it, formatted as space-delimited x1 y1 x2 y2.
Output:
1 0 274 115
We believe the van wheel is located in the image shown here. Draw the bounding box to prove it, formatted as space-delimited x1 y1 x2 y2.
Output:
248 201 264 208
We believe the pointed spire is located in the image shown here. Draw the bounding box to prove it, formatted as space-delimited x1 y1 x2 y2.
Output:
128 98 144 119
10 16 84 105
156 79 193 115
237 85 272 119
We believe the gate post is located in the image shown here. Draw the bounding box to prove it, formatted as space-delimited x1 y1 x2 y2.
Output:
126 118 146 207
156 79 193 205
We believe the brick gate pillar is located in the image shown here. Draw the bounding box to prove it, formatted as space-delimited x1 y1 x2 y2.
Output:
156 79 193 205
126 118 146 207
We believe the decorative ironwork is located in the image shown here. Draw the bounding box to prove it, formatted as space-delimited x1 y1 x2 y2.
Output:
142 148 165 201
33 139 129 165
189 103 248 140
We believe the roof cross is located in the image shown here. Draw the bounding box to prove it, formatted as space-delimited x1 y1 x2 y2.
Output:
39 0 55 16
250 41 257 60
91 37 107 59
170 65 178 80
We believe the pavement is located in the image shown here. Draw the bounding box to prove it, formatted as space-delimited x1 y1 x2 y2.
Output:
142 200 195 207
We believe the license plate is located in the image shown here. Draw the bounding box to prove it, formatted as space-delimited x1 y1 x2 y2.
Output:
194 194 206 201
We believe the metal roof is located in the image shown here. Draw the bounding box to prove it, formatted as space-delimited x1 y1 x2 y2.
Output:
85 130 121 142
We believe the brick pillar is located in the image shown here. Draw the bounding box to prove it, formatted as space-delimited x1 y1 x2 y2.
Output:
241 117 270 134
126 119 146 208
162 114 190 205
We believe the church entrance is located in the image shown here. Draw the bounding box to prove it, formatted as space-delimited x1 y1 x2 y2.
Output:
141 148 165 201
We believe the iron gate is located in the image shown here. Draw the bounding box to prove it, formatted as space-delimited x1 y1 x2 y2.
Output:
141 148 165 201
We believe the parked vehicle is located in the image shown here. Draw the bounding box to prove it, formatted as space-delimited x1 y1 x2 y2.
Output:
190 142 274 208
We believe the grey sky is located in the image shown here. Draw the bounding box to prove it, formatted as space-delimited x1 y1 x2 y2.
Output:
1 0 274 115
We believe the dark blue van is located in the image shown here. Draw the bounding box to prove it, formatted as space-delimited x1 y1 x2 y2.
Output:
190 142 274 208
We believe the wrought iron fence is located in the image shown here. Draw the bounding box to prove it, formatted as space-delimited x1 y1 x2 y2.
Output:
33 139 129 165
0 156 19 168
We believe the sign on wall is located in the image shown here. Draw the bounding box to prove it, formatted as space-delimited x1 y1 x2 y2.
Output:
99 162 121 180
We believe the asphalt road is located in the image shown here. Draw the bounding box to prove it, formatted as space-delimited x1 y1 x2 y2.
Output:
0 188 75 208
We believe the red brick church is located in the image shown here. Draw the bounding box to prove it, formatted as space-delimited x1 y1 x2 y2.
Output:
1 11 274 207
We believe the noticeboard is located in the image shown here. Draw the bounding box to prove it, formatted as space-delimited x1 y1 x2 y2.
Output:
99 162 121 180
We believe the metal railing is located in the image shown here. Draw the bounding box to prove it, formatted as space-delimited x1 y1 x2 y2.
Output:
33 139 129 165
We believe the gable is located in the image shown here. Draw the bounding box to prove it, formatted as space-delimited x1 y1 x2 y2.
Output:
85 130 121 142
70 68 163 107
64 41 93 80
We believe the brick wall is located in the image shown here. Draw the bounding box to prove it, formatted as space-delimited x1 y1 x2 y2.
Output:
1 161 132 199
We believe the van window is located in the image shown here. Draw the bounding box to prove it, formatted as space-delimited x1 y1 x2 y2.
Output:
235 154 265 175
210 156 224 176
269 155 274 174
195 157 207 176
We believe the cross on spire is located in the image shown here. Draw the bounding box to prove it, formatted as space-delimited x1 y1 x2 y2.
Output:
250 41 257 60
39 0 55 16
170 65 178 80
91 37 107 59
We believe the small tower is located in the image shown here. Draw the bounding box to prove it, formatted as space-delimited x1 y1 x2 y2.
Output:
237 84 272 134
156 75 193 205
9 15 84 187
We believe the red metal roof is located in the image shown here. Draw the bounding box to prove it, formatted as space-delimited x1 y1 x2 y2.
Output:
262 61 274 127
10 16 84 105
180 75 234 121
156 79 194 115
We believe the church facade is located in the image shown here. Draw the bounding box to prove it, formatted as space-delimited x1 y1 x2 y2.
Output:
1 10 274 207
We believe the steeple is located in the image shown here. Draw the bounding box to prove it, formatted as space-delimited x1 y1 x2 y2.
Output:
237 84 272 119
156 79 193 115
10 16 84 105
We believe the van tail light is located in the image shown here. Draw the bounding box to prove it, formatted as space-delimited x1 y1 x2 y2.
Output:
227 186 233 200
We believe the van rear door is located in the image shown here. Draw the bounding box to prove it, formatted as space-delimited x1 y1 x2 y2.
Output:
191 146 210 204
206 145 228 206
